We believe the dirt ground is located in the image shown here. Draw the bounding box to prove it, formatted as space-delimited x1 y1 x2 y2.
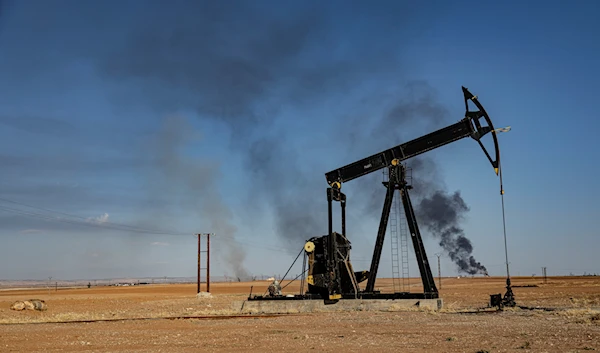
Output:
1 276 599 352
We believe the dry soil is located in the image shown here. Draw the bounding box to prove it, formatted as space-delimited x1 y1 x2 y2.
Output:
1 276 599 352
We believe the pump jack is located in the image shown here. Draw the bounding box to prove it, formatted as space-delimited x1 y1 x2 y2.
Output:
248 86 512 306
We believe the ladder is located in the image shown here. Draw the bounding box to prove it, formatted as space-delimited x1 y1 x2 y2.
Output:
398 197 410 292
383 168 401 293
384 167 411 293
390 189 401 292
399 165 412 292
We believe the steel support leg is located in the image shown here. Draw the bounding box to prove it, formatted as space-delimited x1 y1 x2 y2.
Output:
365 181 395 293
401 187 438 296
341 197 346 237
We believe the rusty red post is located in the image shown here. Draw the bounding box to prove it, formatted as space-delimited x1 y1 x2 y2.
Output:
197 234 201 294
207 233 211 293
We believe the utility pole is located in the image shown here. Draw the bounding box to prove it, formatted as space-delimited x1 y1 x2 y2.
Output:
196 233 213 293
207 233 211 293
436 254 442 290
542 267 547 284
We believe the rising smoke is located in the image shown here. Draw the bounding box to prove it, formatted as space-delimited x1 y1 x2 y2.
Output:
0 1 493 280
87 2 485 274
347 85 490 276
246 135 324 248
349 81 449 219
400 157 487 275
142 115 249 279
416 189 488 275
93 2 410 258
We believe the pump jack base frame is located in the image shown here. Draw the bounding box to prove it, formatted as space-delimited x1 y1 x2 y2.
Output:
248 291 438 302
241 296 444 314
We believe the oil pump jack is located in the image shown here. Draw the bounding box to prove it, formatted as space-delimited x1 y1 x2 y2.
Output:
248 86 514 307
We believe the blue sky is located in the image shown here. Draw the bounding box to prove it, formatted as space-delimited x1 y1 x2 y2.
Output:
0 0 599 281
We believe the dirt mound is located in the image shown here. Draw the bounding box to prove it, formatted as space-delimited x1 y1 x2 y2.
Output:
10 299 47 311
196 292 213 300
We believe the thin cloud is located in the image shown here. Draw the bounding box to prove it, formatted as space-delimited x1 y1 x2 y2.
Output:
87 213 109 224
0 115 77 136
150 242 169 246
19 229 43 234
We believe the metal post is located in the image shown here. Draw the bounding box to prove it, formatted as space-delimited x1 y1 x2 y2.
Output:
435 253 442 290
341 197 346 236
326 189 335 293
327 188 333 238
207 233 211 293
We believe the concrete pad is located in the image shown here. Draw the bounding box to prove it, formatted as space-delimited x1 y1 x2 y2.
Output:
233 298 443 314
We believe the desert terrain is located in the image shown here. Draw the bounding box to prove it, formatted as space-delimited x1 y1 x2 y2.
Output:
1 276 599 352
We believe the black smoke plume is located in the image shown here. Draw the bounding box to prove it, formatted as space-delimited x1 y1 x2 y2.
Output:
416 189 488 276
